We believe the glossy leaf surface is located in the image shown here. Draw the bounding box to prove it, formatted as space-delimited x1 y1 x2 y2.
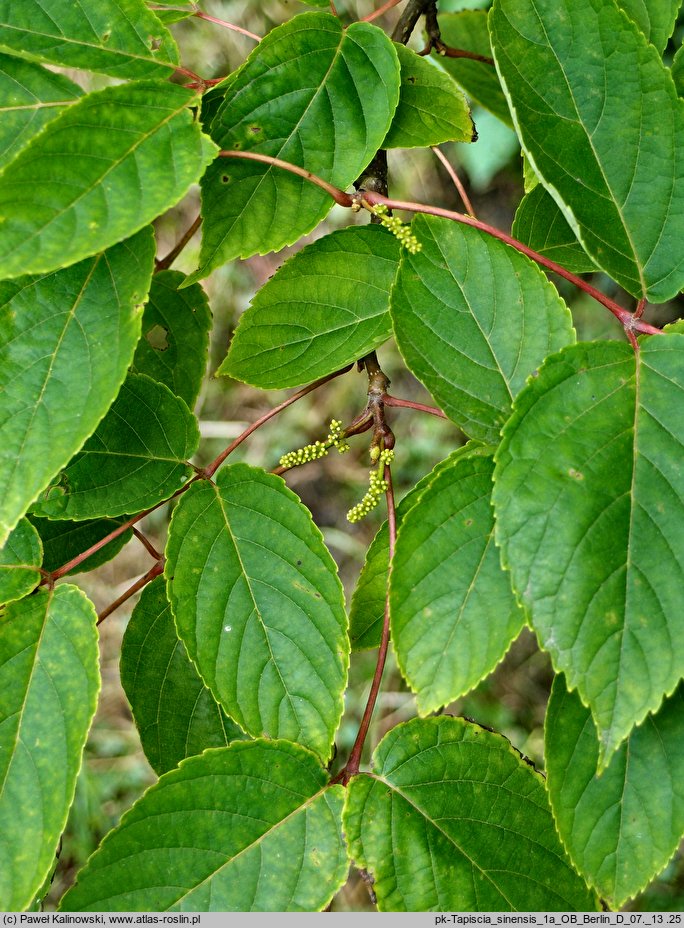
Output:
0 54 82 170
383 44 473 149
0 0 179 79
193 12 400 277
391 449 525 712
166 464 348 762
493 337 684 765
616 0 679 52
546 675 684 908
60 742 347 911
32 374 199 520
512 186 597 275
0 82 217 279
390 215 574 442
132 271 212 408
349 445 478 651
0 585 99 911
435 12 510 125
0 229 155 547
221 226 400 389
0 518 42 605
121 577 243 775
490 0 684 302
344 717 598 912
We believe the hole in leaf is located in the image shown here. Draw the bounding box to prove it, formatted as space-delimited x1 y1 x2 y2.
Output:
145 324 169 351
249 125 262 134
101 31 111 43
221 175 230 184
149 35 162 51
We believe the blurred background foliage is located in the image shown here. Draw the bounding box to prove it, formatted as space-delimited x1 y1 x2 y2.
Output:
45 0 684 910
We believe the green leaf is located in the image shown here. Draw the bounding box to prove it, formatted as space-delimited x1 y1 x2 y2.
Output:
672 44 684 97
220 226 400 389
191 12 400 278
59 742 348 911
383 44 474 149
344 716 598 911
0 54 82 171
489 0 684 302
0 82 218 280
32 374 199 521
0 0 179 79
0 518 42 605
391 450 525 712
434 11 511 125
493 336 684 766
121 577 244 776
131 271 212 408
616 0 679 53
0 228 155 547
512 186 598 275
390 215 575 442
546 675 684 908
349 444 480 651
29 516 132 576
166 464 348 763
0 585 100 911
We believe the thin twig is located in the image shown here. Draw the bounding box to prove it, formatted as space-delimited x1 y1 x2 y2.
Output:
333 466 397 783
382 394 448 418
203 365 354 479
97 560 164 625
133 527 163 561
219 150 354 207
155 215 202 272
361 0 404 24
431 146 476 217
193 10 261 41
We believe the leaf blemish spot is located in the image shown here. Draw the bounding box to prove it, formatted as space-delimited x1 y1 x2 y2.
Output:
568 468 584 480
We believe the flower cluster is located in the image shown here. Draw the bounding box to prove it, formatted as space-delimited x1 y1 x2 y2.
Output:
347 448 395 523
372 204 422 254
278 420 349 469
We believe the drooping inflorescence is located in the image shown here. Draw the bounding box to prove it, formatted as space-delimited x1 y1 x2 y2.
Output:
279 419 350 469
371 204 421 254
347 448 394 523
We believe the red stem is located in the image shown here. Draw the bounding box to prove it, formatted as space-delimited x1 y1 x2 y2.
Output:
382 393 448 419
193 11 261 41
156 215 202 272
219 150 354 207
361 0 404 23
133 527 163 560
333 465 397 784
431 146 476 218
97 560 164 624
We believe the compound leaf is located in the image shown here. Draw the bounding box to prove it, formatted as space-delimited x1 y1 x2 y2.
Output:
344 716 598 912
0 585 99 911
0 81 217 280
32 374 199 520
390 215 575 442
0 54 82 171
0 0 179 80
59 742 347 912
391 449 525 712
166 464 348 763
192 12 400 278
29 516 132 576
383 43 474 149
0 518 42 605
121 577 244 775
493 336 684 766
490 0 684 302
0 228 155 547
546 675 684 908
220 226 400 389
512 186 598 275
131 271 212 409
